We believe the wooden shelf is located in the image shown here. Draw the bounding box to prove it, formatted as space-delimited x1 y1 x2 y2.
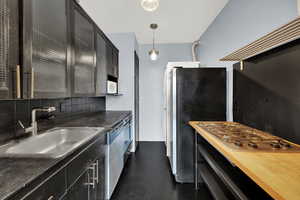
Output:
220 17 300 61
198 144 248 200
198 163 230 200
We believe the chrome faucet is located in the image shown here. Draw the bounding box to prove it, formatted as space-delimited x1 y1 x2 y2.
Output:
18 107 56 136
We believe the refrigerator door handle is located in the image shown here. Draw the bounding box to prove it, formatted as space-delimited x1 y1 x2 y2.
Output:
171 68 177 176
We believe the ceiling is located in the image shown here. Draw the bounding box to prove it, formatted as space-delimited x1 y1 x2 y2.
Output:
80 0 229 44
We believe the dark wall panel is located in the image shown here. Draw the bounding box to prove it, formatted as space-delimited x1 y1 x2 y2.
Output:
176 68 226 182
0 97 105 144
233 39 300 144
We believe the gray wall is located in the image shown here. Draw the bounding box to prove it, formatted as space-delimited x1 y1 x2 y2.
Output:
198 0 299 121
139 43 192 141
106 33 139 150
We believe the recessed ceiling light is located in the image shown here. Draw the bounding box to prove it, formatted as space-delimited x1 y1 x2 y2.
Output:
141 0 159 12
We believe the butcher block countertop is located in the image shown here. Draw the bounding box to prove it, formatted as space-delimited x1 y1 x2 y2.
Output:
189 121 300 200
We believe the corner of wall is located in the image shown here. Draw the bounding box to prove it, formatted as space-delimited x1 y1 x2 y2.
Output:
298 0 300 15
133 34 140 56
226 65 234 122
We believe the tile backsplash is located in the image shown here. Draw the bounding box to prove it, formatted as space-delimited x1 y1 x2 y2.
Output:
0 97 106 144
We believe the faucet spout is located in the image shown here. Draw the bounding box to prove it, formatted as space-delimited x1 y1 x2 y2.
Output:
18 106 56 136
34 107 56 113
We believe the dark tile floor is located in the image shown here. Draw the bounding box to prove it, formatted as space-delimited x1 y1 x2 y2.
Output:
111 142 213 200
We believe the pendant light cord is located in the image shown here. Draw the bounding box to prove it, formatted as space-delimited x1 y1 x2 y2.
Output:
153 29 155 49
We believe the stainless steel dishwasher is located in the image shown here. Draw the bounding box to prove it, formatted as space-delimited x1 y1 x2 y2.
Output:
105 117 132 199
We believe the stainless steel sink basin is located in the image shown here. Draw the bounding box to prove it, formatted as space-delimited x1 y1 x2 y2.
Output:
1 127 104 158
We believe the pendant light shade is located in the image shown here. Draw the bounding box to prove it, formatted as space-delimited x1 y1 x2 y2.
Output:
141 0 159 12
149 49 159 61
149 24 159 61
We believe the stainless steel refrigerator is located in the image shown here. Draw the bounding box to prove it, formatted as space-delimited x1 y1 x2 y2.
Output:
164 62 226 183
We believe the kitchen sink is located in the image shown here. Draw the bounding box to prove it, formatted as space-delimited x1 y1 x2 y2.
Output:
0 127 104 158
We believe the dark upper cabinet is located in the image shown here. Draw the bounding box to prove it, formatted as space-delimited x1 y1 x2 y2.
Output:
71 2 96 97
95 32 107 96
112 48 119 78
0 0 118 99
107 45 119 79
0 0 20 99
23 0 70 99
106 45 113 77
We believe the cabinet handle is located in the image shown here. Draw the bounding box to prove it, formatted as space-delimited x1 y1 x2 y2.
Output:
94 160 99 184
47 196 54 200
16 65 21 99
31 68 34 99
86 164 96 189
85 160 99 191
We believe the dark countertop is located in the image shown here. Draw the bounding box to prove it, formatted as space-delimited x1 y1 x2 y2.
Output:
0 111 131 200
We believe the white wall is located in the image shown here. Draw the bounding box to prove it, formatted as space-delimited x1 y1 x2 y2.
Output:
106 33 139 150
80 0 298 141
198 0 299 121
139 43 192 141
298 0 300 15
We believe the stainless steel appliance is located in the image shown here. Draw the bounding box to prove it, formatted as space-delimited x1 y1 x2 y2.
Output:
164 62 226 183
105 117 132 199
107 81 118 94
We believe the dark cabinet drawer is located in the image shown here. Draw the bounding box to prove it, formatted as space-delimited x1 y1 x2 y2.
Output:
23 168 66 200
66 138 105 187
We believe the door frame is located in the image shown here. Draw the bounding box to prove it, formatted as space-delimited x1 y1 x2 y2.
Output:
134 51 139 151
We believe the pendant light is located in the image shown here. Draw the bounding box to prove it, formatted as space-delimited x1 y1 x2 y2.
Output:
141 0 159 12
149 24 159 61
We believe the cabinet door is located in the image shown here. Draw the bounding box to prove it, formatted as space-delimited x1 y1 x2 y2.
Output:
89 161 98 200
71 3 96 97
107 46 118 79
95 33 107 96
67 170 89 200
0 0 19 99
23 0 70 98
106 45 113 77
23 169 66 200
67 163 101 200
95 157 105 200
112 49 119 78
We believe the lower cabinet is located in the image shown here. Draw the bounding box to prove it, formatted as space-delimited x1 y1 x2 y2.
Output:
17 136 106 200
67 170 89 200
66 158 104 200
23 169 66 200
96 158 105 200
106 117 132 199
64 136 105 200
